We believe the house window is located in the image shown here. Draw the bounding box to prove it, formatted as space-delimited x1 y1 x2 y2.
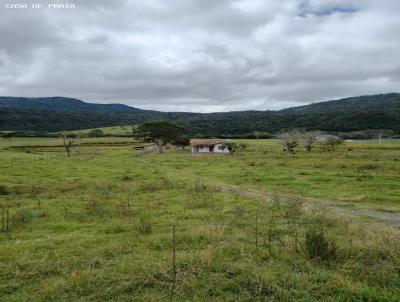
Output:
218 145 225 151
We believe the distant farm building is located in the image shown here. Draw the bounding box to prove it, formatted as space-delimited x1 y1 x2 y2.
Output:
316 134 341 142
190 139 230 154
133 143 158 151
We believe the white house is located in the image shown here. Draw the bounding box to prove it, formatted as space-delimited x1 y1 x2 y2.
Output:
190 139 230 154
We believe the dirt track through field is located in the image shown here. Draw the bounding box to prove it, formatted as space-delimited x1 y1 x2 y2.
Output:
219 185 400 226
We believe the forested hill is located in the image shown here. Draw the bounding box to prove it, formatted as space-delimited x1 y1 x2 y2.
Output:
1 93 399 136
280 93 400 113
0 96 148 113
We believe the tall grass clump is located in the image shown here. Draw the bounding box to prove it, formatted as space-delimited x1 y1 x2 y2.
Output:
190 179 209 195
115 201 133 217
138 181 163 193
84 200 110 217
161 176 176 189
136 216 152 235
120 174 133 181
11 209 33 226
0 184 11 195
304 227 337 264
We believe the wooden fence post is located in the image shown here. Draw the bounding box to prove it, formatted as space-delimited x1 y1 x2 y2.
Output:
1 206 4 231
268 219 272 244
172 225 176 277
255 213 259 252
169 224 177 301
6 206 9 231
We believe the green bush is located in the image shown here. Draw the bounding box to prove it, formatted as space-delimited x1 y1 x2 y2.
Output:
11 209 35 227
120 174 133 181
87 129 104 137
305 228 337 263
0 184 11 195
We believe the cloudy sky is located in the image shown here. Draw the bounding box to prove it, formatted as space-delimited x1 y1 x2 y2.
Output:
0 0 399 112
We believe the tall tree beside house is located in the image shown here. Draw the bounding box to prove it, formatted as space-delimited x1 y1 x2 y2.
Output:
133 121 185 153
172 135 190 150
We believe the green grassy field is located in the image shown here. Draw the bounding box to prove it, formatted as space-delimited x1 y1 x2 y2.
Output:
0 137 399 301
64 125 133 136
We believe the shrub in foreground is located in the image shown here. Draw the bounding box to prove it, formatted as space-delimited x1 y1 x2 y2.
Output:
0 184 11 195
305 228 337 263
136 217 152 235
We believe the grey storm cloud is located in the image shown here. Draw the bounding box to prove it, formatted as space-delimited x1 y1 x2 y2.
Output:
0 0 399 112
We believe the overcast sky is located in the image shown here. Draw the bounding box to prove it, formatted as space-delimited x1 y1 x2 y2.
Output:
0 0 399 112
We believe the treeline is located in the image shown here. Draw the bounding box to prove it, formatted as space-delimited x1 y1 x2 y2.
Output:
1 93 400 137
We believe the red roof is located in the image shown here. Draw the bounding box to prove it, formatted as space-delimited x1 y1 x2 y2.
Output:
190 139 225 146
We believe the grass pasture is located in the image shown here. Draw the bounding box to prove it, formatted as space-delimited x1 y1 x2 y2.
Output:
0 137 399 301
64 125 133 136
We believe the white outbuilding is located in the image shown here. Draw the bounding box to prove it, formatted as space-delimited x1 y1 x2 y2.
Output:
190 139 230 154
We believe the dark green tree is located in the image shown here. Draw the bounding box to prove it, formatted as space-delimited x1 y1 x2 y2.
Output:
133 121 184 153
87 129 104 137
172 135 190 150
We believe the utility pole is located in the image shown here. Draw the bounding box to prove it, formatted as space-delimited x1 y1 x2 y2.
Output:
254 131 259 155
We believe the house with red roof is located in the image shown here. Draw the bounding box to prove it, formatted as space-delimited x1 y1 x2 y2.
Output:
190 139 230 154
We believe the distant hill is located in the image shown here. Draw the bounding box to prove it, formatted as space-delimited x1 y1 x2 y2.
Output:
0 96 147 113
1 93 399 136
281 93 400 113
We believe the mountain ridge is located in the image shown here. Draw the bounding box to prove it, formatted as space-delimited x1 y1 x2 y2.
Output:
0 96 148 113
1 92 399 114
1 93 399 136
2 93 400 114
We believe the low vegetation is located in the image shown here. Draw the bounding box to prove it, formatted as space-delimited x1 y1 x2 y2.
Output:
0 136 399 301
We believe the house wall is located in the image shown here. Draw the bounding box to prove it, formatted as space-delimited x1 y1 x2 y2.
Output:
192 145 209 153
198 146 210 153
191 144 229 153
213 143 229 153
